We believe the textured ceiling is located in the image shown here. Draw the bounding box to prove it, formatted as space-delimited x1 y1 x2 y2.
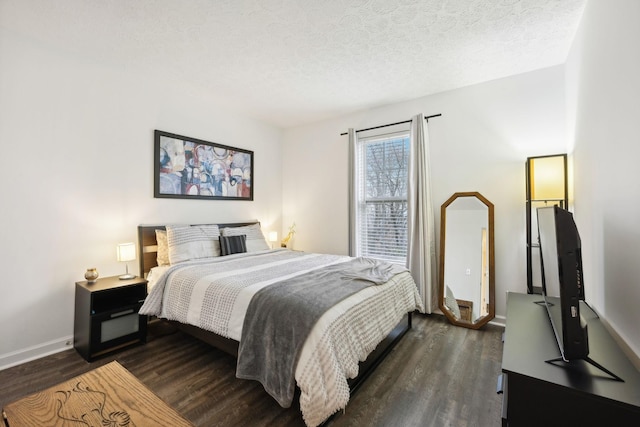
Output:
2 0 586 128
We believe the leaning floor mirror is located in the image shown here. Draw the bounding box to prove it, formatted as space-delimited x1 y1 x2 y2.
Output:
439 192 495 329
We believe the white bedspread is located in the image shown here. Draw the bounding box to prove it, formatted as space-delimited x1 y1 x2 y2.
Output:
140 249 424 426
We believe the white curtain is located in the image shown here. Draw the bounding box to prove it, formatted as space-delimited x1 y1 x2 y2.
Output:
407 114 437 313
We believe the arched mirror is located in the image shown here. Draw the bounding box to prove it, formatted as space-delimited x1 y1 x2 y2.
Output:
439 192 495 329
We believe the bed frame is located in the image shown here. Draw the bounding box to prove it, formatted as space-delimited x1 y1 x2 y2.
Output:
137 222 412 394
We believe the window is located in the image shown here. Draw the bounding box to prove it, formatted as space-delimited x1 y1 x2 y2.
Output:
354 129 410 264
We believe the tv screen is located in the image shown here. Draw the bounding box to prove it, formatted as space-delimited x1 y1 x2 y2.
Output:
537 205 588 361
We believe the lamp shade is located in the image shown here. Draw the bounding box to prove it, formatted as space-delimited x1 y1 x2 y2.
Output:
529 155 566 200
268 231 278 243
116 242 136 262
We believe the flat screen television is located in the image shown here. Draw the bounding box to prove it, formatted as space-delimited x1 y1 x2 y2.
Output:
537 206 623 381
537 205 588 361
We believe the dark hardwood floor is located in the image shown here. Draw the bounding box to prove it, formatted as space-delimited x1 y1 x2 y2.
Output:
0 314 504 426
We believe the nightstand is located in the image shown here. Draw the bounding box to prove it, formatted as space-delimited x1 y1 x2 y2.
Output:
74 276 148 361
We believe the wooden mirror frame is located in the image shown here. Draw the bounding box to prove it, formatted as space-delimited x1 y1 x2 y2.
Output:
438 192 495 329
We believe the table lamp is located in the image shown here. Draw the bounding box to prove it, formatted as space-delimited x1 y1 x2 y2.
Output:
116 242 136 280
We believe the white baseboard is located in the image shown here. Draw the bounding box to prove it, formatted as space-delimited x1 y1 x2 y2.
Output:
489 315 506 328
0 335 74 371
600 317 640 371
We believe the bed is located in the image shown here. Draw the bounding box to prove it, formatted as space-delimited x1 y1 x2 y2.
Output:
138 222 423 426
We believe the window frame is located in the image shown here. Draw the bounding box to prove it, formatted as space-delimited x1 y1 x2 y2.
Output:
353 127 411 264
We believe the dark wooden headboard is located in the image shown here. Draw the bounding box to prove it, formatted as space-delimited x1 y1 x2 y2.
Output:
137 221 260 278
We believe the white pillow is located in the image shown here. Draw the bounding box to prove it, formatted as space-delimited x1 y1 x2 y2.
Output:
166 224 221 264
155 229 170 266
221 223 269 252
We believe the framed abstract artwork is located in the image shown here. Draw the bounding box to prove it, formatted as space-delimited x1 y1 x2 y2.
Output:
154 130 253 201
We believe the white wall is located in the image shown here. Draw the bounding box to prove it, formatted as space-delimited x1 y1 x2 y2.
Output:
282 66 568 322
0 26 283 368
566 0 640 358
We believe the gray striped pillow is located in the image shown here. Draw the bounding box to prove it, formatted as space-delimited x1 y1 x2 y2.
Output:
219 235 247 256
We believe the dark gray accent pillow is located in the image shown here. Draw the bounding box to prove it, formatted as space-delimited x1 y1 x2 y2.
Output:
219 234 247 256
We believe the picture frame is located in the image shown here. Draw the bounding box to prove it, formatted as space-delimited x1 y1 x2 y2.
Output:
154 130 253 201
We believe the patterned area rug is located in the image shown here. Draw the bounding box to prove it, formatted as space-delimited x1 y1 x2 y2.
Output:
2 361 193 427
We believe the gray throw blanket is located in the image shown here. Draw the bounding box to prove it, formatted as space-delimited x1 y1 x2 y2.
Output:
236 257 407 407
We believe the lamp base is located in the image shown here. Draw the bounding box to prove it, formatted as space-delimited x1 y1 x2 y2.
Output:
119 274 135 280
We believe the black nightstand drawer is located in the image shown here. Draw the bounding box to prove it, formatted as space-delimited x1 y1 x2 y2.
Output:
92 286 146 314
89 302 147 356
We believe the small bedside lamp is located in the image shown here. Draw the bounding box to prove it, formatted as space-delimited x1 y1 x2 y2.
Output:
268 231 278 249
116 242 136 280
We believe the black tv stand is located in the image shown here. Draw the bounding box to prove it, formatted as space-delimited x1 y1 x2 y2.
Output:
500 292 640 426
544 356 624 382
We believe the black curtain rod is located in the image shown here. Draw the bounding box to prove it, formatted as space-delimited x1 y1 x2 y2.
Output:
339 114 441 136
